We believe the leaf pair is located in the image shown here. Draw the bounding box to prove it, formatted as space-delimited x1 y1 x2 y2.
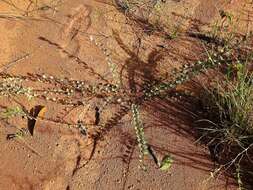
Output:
28 105 46 136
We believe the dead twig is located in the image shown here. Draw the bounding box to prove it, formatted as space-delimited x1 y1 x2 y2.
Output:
0 53 31 72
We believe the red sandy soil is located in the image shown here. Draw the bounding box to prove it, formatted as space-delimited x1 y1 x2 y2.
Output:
0 0 252 189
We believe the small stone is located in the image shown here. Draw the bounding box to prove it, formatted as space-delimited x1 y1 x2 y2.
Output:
89 35 94 42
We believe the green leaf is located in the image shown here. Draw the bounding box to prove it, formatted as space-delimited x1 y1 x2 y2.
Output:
159 155 173 171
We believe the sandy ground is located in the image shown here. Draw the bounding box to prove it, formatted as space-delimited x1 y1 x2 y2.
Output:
0 0 252 189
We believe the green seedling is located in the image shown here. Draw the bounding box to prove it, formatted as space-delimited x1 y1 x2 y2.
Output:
159 155 173 171
6 128 28 140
